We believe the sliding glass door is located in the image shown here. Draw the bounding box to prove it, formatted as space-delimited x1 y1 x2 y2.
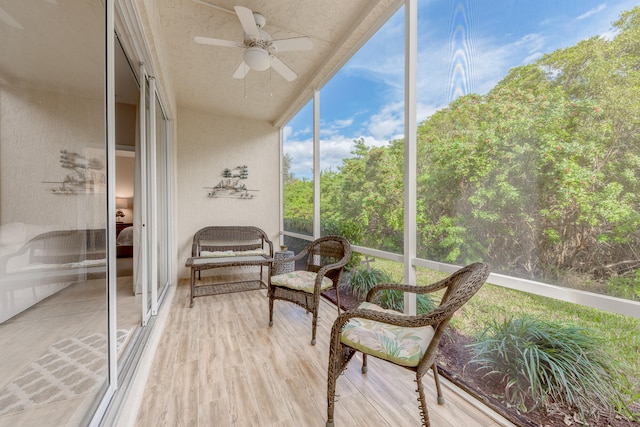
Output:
155 95 171 302
135 67 171 322
0 0 111 424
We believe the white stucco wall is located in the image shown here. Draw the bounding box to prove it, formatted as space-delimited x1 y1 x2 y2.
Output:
175 107 280 278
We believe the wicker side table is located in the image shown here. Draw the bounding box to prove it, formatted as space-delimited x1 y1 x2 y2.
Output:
273 250 295 275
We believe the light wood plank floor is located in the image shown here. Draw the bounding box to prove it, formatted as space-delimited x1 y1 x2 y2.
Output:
135 277 513 427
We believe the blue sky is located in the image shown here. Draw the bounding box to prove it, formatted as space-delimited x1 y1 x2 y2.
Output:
284 0 639 179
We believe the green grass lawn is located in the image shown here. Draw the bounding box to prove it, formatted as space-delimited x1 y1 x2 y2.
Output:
369 258 640 385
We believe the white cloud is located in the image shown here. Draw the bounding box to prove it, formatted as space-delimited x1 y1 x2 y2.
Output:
523 52 544 63
516 33 546 55
366 101 404 141
332 118 353 128
576 3 607 20
282 125 292 140
283 134 353 178
417 102 440 123
283 137 313 178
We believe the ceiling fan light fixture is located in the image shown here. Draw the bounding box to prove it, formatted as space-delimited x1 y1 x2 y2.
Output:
243 46 270 71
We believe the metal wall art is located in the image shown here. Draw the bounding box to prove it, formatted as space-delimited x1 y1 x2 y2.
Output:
206 165 258 199
45 150 106 194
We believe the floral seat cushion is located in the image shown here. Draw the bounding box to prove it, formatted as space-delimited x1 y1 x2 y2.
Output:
340 302 435 367
270 270 333 293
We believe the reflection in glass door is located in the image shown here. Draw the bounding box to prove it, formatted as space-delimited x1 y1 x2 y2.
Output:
0 0 110 425
114 35 143 364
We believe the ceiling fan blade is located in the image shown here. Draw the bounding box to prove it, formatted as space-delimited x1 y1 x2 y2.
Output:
0 6 23 29
194 36 242 48
232 62 250 79
271 37 313 52
270 56 297 82
234 5 260 39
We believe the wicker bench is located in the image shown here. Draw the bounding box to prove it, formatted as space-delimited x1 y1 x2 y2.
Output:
1 228 107 322
185 226 274 307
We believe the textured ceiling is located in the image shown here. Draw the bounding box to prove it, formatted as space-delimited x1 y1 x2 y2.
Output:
0 0 400 127
156 0 401 125
0 1 105 100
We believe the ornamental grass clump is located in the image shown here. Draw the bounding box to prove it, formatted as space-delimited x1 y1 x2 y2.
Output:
375 288 435 314
467 316 625 419
344 266 393 300
343 266 435 312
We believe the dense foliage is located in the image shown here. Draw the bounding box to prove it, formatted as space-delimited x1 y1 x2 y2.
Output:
284 7 640 298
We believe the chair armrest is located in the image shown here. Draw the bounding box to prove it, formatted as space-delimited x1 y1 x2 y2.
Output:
330 306 450 342
0 244 32 274
269 247 311 275
315 258 348 279
365 279 449 302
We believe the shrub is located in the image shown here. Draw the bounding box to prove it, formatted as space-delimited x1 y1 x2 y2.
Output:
342 266 436 313
375 288 436 314
606 270 640 302
467 316 625 419
343 266 393 300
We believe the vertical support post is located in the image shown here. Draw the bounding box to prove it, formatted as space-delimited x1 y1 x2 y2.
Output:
106 0 117 392
279 127 284 247
313 89 321 239
149 77 158 315
404 0 418 315
139 63 149 325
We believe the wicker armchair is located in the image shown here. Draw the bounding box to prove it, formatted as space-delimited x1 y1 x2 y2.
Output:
268 235 351 345
326 262 489 427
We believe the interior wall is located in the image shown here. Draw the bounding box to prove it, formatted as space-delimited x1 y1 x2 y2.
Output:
116 154 135 224
175 107 280 278
115 102 136 225
116 102 137 146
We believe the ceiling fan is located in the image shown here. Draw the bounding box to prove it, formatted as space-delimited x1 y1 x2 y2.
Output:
194 5 313 82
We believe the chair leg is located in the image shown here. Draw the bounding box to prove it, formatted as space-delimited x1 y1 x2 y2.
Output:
190 268 196 308
415 375 431 427
268 290 274 327
431 363 444 404
311 302 319 345
326 367 337 427
361 353 368 374
326 337 341 427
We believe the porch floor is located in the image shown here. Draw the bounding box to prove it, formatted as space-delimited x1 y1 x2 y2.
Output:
135 276 513 426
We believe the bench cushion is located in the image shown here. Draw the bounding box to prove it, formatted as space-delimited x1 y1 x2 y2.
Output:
200 249 267 258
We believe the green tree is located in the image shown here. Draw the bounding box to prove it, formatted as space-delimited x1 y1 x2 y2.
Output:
294 6 640 295
283 178 313 234
321 138 404 252
414 6 640 285
282 153 294 184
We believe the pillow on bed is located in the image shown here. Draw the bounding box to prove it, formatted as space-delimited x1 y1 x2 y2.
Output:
116 226 134 246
